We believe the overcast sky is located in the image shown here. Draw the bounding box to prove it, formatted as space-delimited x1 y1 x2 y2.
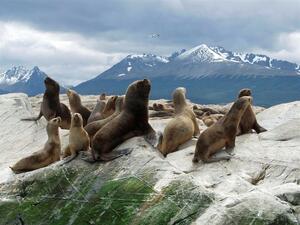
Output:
0 0 300 85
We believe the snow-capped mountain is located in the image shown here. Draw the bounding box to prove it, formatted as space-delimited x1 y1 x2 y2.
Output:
0 66 47 96
75 44 300 106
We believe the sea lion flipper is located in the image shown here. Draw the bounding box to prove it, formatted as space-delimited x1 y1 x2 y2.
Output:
253 122 267 134
99 148 133 161
204 151 232 163
21 111 43 121
80 151 96 163
61 154 78 165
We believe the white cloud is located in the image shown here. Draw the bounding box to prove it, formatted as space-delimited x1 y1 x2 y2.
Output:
252 32 300 64
0 21 127 85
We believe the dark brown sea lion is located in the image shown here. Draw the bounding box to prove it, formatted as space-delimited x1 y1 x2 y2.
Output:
21 77 71 129
158 87 200 156
67 89 91 126
10 117 62 173
237 88 267 135
84 96 124 139
193 96 252 163
84 79 156 162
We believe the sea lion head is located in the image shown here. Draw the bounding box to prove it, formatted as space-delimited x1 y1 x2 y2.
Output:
238 88 252 98
173 87 187 111
115 96 124 111
47 116 61 134
72 113 83 127
235 96 252 110
127 79 151 99
157 104 164 111
102 95 118 114
67 89 81 105
99 93 106 101
44 77 59 93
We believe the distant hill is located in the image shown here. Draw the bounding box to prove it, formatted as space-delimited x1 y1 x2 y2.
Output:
75 44 300 107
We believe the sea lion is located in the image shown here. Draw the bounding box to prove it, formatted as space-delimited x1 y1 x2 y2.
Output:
202 114 223 127
84 96 124 139
63 113 90 162
100 95 118 119
99 93 106 100
157 87 200 156
193 96 252 163
67 89 91 126
21 77 71 129
85 79 156 161
87 97 106 124
10 117 62 173
237 88 267 135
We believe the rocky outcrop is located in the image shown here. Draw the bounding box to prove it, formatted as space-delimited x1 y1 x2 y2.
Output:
0 93 299 225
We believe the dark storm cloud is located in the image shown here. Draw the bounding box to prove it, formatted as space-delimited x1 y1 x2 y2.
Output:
1 0 300 52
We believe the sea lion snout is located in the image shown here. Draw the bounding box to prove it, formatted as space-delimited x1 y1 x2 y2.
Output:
51 116 61 125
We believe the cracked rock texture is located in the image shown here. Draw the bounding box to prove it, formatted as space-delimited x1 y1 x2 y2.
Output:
0 93 299 225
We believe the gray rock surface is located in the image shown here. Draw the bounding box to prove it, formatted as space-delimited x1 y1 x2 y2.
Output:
0 93 299 225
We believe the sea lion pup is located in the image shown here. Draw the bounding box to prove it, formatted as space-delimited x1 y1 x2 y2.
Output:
63 113 90 162
22 77 71 129
84 96 124 139
67 89 91 126
84 79 156 162
237 88 267 135
87 96 106 124
157 87 200 156
193 96 252 163
10 117 62 173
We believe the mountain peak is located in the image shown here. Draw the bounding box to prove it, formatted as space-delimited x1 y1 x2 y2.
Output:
177 44 226 62
0 66 46 85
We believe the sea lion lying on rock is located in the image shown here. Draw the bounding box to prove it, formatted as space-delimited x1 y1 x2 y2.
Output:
193 96 252 163
237 88 267 135
158 87 200 156
10 117 62 173
22 77 71 129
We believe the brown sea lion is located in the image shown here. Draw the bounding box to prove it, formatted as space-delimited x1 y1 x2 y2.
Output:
157 87 200 156
100 95 118 119
193 96 252 163
202 114 224 127
67 89 91 126
10 117 62 173
237 88 267 135
21 77 71 129
87 97 106 124
84 96 124 139
153 103 174 113
84 79 156 162
193 109 205 118
99 93 106 100
63 113 90 162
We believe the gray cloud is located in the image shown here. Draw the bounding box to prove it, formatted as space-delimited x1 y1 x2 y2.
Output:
0 0 300 84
